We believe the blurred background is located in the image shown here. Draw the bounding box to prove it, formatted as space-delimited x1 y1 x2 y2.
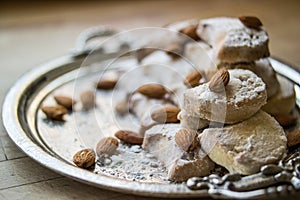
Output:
1 0 300 70
0 1 300 199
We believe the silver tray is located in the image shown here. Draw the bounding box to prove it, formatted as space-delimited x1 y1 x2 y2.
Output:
3 27 300 199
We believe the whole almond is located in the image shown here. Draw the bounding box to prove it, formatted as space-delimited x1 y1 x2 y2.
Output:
96 137 119 157
136 48 156 63
274 114 297 127
175 128 198 152
136 84 168 99
239 16 262 29
41 105 68 121
115 101 128 116
179 24 200 41
151 106 180 123
184 70 202 88
209 68 230 92
54 95 75 110
165 43 182 59
97 79 117 90
287 130 300 147
73 149 96 169
115 130 143 145
80 91 95 110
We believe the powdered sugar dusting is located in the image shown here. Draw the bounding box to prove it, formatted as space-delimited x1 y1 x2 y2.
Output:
94 143 169 183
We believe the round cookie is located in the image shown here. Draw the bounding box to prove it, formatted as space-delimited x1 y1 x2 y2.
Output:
218 58 280 99
183 69 267 124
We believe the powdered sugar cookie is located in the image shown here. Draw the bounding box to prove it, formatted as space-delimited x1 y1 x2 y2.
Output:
200 110 286 175
197 17 270 63
183 69 267 124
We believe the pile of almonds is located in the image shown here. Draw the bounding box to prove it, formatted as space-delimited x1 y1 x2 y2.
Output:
39 77 144 169
41 77 118 121
40 74 182 169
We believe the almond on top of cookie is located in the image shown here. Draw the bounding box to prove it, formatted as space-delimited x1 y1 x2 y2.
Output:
183 69 267 124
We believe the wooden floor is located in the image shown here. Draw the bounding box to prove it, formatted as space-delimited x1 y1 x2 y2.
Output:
0 1 300 199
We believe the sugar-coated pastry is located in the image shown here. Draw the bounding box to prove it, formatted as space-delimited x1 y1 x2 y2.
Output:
197 17 270 63
218 58 280 99
183 69 267 124
200 110 286 175
143 124 214 181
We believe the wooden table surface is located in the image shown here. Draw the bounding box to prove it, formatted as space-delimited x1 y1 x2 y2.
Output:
0 1 300 199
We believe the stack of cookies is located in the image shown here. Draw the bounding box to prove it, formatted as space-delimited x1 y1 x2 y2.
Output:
183 17 295 117
141 16 296 181
181 68 286 175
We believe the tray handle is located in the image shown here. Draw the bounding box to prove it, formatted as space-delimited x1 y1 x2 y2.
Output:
73 26 120 57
